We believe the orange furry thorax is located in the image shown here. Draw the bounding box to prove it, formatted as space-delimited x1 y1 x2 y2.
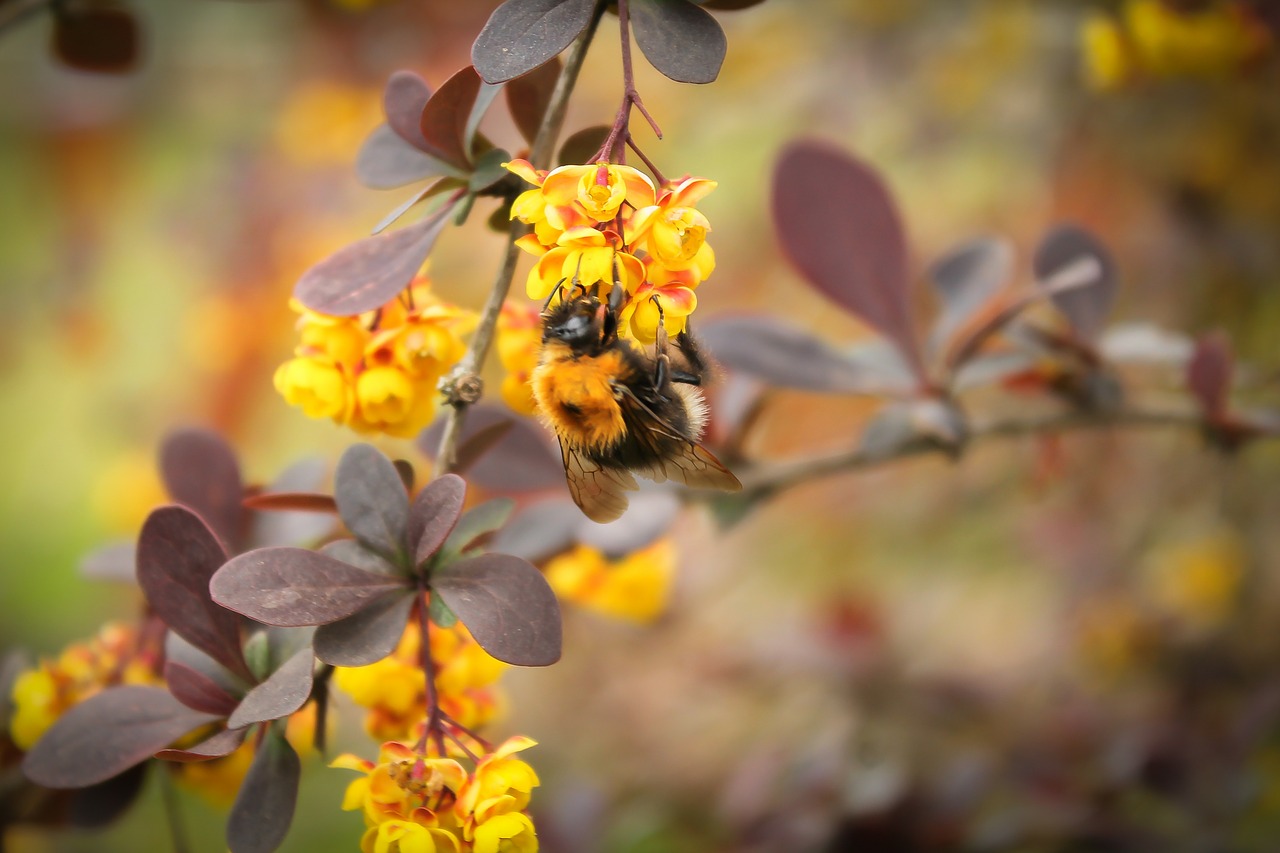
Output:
532 341 629 450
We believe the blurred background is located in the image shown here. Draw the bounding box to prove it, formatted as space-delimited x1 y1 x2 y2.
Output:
3 0 1280 850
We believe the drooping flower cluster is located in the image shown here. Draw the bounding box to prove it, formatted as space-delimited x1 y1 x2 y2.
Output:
333 736 539 853
274 277 476 437
1081 0 1271 90
505 160 717 344
8 622 161 751
334 617 507 742
544 538 676 624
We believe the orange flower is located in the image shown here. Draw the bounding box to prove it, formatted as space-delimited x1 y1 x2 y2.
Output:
496 302 542 416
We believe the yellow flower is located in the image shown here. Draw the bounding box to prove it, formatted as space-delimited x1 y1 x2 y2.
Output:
334 740 467 828
544 539 675 623
472 811 537 853
541 163 656 224
275 356 353 421
361 819 462 853
1126 0 1263 77
525 228 644 303
354 365 419 433
1081 12 1134 90
296 304 368 373
1149 531 1244 629
496 302 542 416
455 737 539 839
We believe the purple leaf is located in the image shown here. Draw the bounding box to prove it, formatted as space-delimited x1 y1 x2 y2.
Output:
212 547 409 627
1187 332 1233 419
928 236 1014 353
408 474 467 566
137 506 248 679
23 686 220 788
156 727 248 763
52 6 138 74
431 553 562 666
631 0 727 84
67 762 148 829
319 539 401 575
292 206 455 317
700 315 874 393
773 141 925 381
490 498 579 563
558 125 610 167
443 498 516 556
159 428 245 553
227 730 300 853
165 661 240 717
383 70 433 150
1033 224 1117 342
420 405 564 493
394 459 416 494
313 590 416 667
419 66 483 171
227 646 315 730
454 419 516 477
334 444 412 560
79 540 137 583
506 58 563 145
356 124 458 190
472 0 598 84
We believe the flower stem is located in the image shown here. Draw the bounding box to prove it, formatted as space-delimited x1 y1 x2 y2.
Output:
433 2 606 476
598 0 663 165
414 590 446 757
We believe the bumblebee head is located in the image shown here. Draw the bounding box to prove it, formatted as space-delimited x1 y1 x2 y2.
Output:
543 292 610 350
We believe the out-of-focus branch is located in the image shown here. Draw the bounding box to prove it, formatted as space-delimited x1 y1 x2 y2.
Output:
433 3 605 476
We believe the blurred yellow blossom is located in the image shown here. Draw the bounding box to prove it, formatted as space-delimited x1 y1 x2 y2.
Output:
1149 530 1245 629
274 81 382 167
544 539 676 623
495 302 542 416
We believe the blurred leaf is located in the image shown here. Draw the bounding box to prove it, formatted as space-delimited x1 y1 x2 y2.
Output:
700 315 875 393
79 540 136 583
465 81 504 160
429 592 458 628
164 662 239 717
409 474 466 567
441 498 516 558
393 459 415 494
227 647 315 730
383 70 433 150
454 419 516 477
67 762 147 829
773 142 924 381
335 444 412 561
313 590 415 667
1033 224 1117 342
558 125 610 166
293 206 455 317
491 498 579 562
227 729 299 853
421 406 564 492
52 6 139 74
506 58 562 145
1187 332 1233 419
472 0 597 84
928 236 1014 354
860 399 967 460
419 66 483 171
431 554 562 666
137 506 248 680
631 0 727 84
576 490 679 558
470 148 514 193
23 687 219 788
247 457 337 549
211 547 408 627
159 428 244 552
242 492 337 514
319 539 402 575
698 0 767 7
155 727 247 763
371 180 448 236
356 125 460 190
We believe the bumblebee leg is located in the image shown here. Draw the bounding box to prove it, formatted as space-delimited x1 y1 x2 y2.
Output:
670 328 707 386
649 295 674 391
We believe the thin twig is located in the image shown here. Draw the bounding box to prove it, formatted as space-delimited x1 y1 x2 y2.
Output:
414 591 446 757
159 768 190 853
433 2 605 476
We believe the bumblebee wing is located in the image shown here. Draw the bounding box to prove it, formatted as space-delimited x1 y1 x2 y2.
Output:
560 439 637 523
615 386 742 493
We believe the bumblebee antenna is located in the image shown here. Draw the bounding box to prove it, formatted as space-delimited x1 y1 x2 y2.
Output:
542 278 569 312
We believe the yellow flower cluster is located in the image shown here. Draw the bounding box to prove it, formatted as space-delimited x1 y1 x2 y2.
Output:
334 616 506 742
1081 0 1271 90
505 159 717 344
274 278 476 438
495 302 542 417
333 736 539 853
544 538 676 624
8 622 160 751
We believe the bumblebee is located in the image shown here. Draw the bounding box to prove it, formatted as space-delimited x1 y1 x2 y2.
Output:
531 284 741 523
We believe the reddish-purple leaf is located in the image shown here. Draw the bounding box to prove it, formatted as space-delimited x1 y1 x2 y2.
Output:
454 420 516 477
443 498 516 557
1187 332 1234 419
356 124 457 190
227 647 315 730
384 70 433 150
212 547 409 627
137 506 248 679
773 142 925 380
506 58 563 145
319 539 401 575
227 730 300 853
928 236 1014 353
292 207 455 317
700 315 874 393
248 457 338 549
243 492 337 514
558 125 610 167
394 459 416 494
23 686 219 788
431 553 562 666
419 67 483 171
372 180 450 236
79 540 136 583
67 762 148 828
490 499 579 563
420 406 564 493
165 661 239 717
631 0 727 84
156 727 248 763
313 590 416 667
409 474 467 566
1033 224 1117 342
472 0 597 84
160 428 245 552
52 6 139 74
335 444 412 560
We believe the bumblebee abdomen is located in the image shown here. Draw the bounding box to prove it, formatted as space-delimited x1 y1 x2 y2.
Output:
532 349 629 450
